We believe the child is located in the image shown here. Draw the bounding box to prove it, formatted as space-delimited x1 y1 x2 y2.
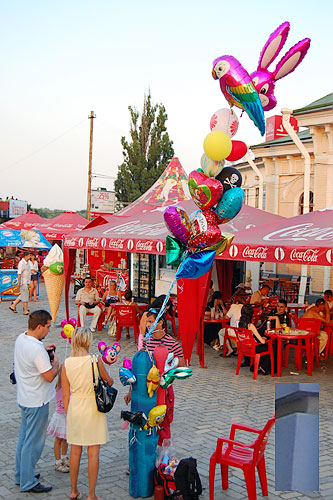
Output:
47 365 69 472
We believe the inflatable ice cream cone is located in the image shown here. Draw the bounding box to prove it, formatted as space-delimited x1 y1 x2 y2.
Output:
43 269 64 322
42 244 64 322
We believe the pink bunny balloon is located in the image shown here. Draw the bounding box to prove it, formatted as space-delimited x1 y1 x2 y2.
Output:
250 22 311 111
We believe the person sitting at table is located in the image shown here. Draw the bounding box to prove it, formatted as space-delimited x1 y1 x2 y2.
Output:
258 298 291 335
75 277 101 333
250 284 270 308
238 304 272 375
101 280 122 327
206 280 214 305
218 296 246 357
204 291 227 350
324 290 333 313
301 298 329 357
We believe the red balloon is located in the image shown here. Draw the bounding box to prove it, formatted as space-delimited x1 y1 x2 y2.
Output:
226 141 248 161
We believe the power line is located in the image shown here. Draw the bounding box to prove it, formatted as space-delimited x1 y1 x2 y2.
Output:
0 118 86 174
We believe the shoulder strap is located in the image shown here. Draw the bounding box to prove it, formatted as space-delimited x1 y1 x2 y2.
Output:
91 355 100 386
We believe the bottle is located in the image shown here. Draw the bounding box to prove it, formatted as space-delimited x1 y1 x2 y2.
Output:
267 320 271 332
282 314 287 331
210 307 215 319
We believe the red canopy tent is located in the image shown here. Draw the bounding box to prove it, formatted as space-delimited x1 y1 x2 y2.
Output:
36 211 89 239
0 211 48 230
220 207 333 267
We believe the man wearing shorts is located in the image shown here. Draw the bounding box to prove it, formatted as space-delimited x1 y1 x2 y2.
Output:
10 252 31 315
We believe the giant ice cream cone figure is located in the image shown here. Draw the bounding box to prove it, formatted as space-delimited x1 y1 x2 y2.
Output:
42 244 64 322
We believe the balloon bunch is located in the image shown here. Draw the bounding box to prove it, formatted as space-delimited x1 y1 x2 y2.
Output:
164 108 245 280
98 341 121 365
60 318 76 343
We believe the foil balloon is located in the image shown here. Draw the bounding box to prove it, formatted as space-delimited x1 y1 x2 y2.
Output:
189 210 221 249
121 410 147 429
123 357 132 370
166 236 187 267
210 108 239 137
216 166 242 192
160 367 193 389
164 206 191 245
188 170 223 210
98 341 121 365
250 22 311 111
119 366 137 386
200 154 224 178
203 131 232 161
176 250 216 279
164 353 179 374
205 232 234 256
215 187 245 224
147 365 160 398
212 55 265 135
226 141 248 162
143 405 167 430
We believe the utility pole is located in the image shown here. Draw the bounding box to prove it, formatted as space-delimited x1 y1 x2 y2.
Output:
87 111 96 220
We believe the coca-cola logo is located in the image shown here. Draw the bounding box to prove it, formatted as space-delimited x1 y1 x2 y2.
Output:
101 238 107 248
326 249 332 264
156 241 163 253
136 240 153 252
108 239 125 250
103 220 166 237
290 248 319 263
274 247 285 261
229 245 238 258
127 240 134 251
243 246 268 259
86 238 99 248
64 238 77 247
78 238 84 248
264 223 333 242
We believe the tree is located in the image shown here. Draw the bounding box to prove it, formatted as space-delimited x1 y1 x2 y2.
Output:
114 92 174 204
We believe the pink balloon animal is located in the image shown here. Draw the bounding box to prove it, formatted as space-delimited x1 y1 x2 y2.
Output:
251 22 311 111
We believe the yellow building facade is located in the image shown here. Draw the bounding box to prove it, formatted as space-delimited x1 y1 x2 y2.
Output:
237 94 333 293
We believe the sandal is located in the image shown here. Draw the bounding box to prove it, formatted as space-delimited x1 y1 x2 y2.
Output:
9 306 17 313
70 492 82 500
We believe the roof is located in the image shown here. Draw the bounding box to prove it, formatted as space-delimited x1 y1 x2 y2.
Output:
0 211 48 230
251 129 311 149
293 93 333 115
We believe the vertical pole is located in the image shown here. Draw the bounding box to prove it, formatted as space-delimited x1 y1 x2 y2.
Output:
87 111 96 220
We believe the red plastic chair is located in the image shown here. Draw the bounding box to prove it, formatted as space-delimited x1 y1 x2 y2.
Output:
265 296 281 314
252 308 263 327
234 327 274 380
284 318 321 369
209 416 275 500
77 304 104 331
113 304 139 343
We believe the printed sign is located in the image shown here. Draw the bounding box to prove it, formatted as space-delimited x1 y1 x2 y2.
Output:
9 199 28 218
0 270 20 298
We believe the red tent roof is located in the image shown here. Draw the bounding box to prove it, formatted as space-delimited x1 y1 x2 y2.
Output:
0 211 48 230
36 211 89 239
219 208 333 266
63 203 285 254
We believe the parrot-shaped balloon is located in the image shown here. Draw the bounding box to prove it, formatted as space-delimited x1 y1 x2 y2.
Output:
160 367 193 389
119 366 137 386
146 365 160 398
143 405 167 430
212 55 265 136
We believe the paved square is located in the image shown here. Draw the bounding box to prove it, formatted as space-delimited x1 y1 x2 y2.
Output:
0 284 332 499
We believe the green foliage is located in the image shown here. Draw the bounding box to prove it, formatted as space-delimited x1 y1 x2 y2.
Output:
31 208 87 218
115 92 174 204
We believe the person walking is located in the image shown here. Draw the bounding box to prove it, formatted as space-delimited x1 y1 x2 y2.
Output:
14 310 59 493
29 253 39 302
10 251 31 314
62 327 113 500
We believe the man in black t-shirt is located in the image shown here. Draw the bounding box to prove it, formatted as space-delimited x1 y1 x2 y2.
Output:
268 299 290 329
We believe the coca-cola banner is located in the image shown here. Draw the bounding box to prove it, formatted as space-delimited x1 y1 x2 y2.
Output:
219 209 333 266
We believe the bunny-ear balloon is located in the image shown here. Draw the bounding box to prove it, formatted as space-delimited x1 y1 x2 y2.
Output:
251 21 311 111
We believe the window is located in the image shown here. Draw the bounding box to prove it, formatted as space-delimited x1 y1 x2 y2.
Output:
255 187 259 208
299 191 313 214
244 188 249 205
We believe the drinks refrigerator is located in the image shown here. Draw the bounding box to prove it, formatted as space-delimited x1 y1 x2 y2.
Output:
130 253 155 302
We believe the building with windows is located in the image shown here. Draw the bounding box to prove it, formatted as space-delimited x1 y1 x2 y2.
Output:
237 94 333 293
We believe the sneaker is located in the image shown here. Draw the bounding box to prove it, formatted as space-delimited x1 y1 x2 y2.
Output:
90 327 96 333
55 463 69 473
62 457 70 467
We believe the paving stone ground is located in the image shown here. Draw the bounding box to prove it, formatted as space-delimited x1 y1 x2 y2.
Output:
0 284 332 499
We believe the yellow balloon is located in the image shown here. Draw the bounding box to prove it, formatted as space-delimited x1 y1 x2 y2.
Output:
203 131 232 161
63 324 74 338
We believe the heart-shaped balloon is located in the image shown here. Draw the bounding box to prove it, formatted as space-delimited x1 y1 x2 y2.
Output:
164 206 191 245
215 166 242 192
188 210 221 249
200 154 224 178
176 250 216 279
215 187 245 224
205 232 234 255
188 171 223 210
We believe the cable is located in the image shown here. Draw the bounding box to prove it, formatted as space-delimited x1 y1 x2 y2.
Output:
0 119 86 174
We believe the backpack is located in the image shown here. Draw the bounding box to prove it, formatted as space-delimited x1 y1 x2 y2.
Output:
154 464 182 499
174 457 202 500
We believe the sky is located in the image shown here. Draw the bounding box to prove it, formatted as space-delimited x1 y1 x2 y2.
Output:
1 0 332 210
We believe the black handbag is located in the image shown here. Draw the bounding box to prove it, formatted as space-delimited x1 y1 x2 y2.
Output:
91 355 117 413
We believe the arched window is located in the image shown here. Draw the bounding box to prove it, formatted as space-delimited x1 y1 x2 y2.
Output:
299 191 314 214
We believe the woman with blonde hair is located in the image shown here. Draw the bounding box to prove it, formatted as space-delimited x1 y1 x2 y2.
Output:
62 327 113 500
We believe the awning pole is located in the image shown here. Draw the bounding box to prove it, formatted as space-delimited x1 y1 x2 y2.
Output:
281 108 311 303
